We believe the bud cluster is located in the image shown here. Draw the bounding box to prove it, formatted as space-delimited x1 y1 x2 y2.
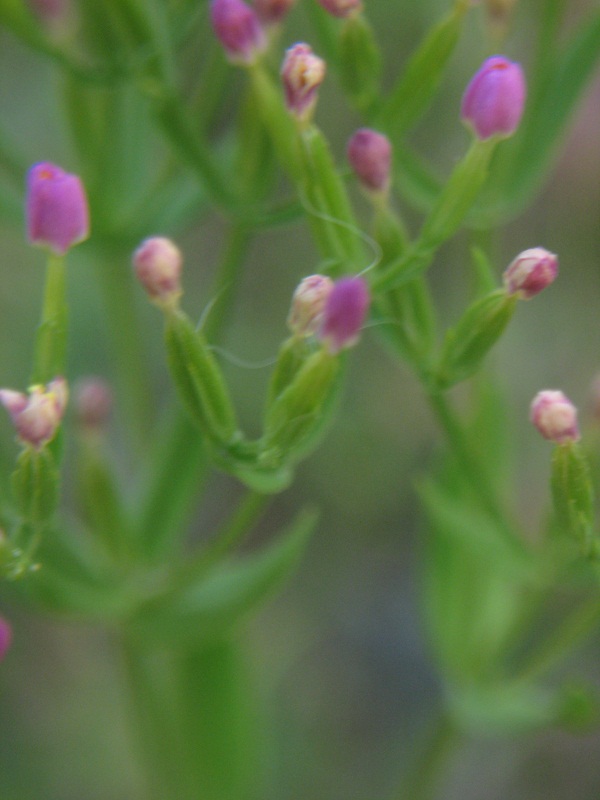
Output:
0 378 68 449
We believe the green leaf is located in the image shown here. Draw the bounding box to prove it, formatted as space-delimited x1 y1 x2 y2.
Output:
11 447 59 527
338 14 381 114
129 508 318 646
551 443 595 556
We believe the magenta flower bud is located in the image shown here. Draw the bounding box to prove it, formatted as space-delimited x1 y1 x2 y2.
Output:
0 377 68 449
287 274 334 337
253 0 296 24
74 377 113 430
26 162 89 255
530 390 580 445
316 0 362 18
318 276 370 354
347 128 392 194
281 43 326 122
503 247 558 299
0 616 12 662
210 0 266 64
461 55 526 140
133 236 183 308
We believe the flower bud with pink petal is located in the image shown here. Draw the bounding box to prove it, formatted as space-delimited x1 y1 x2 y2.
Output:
287 274 334 337
74 377 113 431
318 276 370 354
253 0 296 25
461 55 526 140
316 0 362 18
133 236 183 308
0 377 68 449
347 128 392 195
503 247 558 299
530 390 580 445
281 43 326 123
27 162 89 255
0 616 12 662
210 0 266 64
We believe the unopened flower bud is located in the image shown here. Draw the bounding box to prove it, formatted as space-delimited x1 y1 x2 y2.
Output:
0 616 12 661
28 0 69 24
347 128 392 194
210 0 266 64
503 247 558 299
530 390 580 445
316 0 362 18
74 377 113 430
133 236 183 308
253 0 296 25
27 162 90 255
484 0 518 22
0 377 68 449
318 276 370 354
461 55 526 140
287 275 334 337
281 43 326 123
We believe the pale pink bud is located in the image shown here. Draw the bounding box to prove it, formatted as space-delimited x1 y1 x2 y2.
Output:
530 390 580 445
27 0 69 23
318 276 370 354
210 0 266 64
281 43 326 122
461 56 526 140
0 616 12 662
133 236 183 307
74 377 113 430
0 377 68 449
253 0 296 24
503 247 558 299
287 274 334 337
347 128 392 194
26 162 89 255
316 0 362 18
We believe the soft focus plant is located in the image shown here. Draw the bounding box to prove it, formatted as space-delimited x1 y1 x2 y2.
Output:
0 1 599 799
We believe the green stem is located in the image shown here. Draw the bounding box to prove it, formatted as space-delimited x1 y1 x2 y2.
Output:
32 252 67 384
389 709 460 800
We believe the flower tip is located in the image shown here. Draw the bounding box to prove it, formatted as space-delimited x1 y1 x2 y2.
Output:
347 128 392 194
318 276 370 354
461 55 526 140
210 0 266 63
287 274 334 337
316 0 362 18
503 247 558 299
281 43 326 122
133 236 183 307
530 390 580 445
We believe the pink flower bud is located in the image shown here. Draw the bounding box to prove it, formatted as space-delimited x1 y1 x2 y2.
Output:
281 43 326 122
318 276 370 354
210 0 266 64
461 56 526 140
530 390 580 445
287 274 334 337
26 162 89 255
503 247 558 299
0 377 68 449
133 236 183 307
316 0 362 18
347 128 392 194
0 616 12 662
253 0 296 24
74 377 113 430
27 0 69 23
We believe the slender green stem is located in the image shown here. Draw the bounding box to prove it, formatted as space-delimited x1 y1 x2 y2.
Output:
32 253 67 384
389 709 460 800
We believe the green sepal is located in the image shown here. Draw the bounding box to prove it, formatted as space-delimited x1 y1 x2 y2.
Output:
11 446 59 527
266 336 311 407
128 508 318 646
164 310 238 447
378 0 470 138
261 348 339 467
338 14 381 114
435 291 517 389
551 443 595 556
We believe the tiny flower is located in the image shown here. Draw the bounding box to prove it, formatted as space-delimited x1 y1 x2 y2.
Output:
316 0 362 18
0 616 12 662
530 390 580 445
287 274 334 337
347 128 392 194
133 236 183 308
281 43 326 122
253 0 296 25
0 377 68 449
461 55 526 140
503 247 558 299
26 162 89 255
210 0 266 64
74 377 113 430
318 276 370 354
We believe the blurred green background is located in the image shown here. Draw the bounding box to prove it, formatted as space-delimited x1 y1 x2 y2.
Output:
0 0 600 798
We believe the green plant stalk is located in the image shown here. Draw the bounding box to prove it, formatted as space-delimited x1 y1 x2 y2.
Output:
32 253 67 385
